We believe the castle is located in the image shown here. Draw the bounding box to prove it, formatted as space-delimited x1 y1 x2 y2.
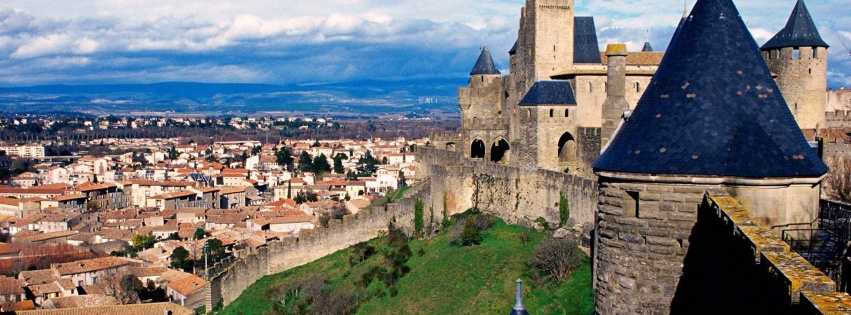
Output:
433 0 839 177
203 1 851 313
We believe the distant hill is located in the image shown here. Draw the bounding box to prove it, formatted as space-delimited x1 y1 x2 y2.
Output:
219 217 593 315
0 79 465 117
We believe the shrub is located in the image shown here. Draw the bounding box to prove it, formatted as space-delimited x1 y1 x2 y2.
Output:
348 242 376 266
414 198 424 238
529 236 584 283
460 217 483 246
559 192 570 227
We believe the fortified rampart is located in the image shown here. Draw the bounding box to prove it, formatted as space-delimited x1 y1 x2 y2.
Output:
204 181 432 311
417 147 598 230
656 194 851 314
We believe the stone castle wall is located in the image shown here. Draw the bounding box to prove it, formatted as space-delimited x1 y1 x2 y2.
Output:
205 181 431 311
417 147 598 229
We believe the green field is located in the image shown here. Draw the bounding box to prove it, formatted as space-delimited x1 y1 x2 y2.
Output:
219 217 593 315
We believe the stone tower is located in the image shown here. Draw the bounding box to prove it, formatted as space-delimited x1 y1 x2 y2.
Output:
524 0 575 84
761 0 829 130
592 0 828 314
458 46 509 162
600 44 628 148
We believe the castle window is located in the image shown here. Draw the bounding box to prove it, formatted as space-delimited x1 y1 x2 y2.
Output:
604 82 608 93
564 109 569 117
813 49 818 59
527 109 531 118
625 191 640 217
809 68 812 75
635 82 641 92
793 48 800 60
589 82 593 92
549 109 554 117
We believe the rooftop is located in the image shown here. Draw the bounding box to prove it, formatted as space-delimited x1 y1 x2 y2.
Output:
593 0 828 178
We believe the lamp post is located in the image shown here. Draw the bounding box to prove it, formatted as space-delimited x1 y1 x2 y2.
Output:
204 241 209 279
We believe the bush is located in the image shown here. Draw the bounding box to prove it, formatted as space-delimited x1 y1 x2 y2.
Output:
529 236 585 283
348 242 376 266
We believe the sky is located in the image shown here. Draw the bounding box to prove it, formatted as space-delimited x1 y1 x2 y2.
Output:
0 0 848 88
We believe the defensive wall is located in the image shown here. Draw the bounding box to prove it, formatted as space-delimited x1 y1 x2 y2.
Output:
604 192 851 314
416 146 598 230
204 181 431 311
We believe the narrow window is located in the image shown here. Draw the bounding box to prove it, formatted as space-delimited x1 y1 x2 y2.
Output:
589 82 593 92
635 82 641 92
549 109 554 117
564 109 569 117
809 68 812 75
793 49 800 59
527 109 531 118
813 49 818 59
625 191 640 217
604 82 608 93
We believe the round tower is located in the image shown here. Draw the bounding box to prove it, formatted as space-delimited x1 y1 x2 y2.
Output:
760 0 829 130
592 1 827 314
459 46 506 160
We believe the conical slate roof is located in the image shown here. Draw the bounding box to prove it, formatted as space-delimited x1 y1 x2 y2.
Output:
642 42 654 52
761 0 828 50
593 0 827 178
470 46 500 75
509 40 518 55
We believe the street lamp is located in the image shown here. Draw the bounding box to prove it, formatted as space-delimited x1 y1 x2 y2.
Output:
204 241 209 279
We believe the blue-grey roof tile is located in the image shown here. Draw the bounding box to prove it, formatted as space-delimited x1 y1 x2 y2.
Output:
470 46 500 75
761 0 828 50
509 40 518 55
574 17 602 64
642 42 654 52
519 80 577 106
593 0 828 178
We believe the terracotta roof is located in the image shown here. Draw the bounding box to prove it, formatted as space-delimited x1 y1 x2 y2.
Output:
269 215 313 224
40 294 119 309
167 274 206 296
129 266 168 278
18 269 59 285
130 180 194 187
599 51 664 66
16 230 77 243
0 188 65 196
29 282 62 296
0 276 24 295
0 197 19 207
219 186 250 195
51 194 86 202
74 182 117 192
52 257 132 276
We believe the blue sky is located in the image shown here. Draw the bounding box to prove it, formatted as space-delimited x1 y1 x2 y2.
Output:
0 0 848 88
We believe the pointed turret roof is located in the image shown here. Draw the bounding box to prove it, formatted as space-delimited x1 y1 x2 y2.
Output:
470 46 500 75
593 0 827 178
509 279 529 315
761 0 828 50
642 42 654 52
509 40 518 55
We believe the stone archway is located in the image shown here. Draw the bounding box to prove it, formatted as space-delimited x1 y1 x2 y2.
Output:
471 139 485 159
558 132 577 164
490 138 510 163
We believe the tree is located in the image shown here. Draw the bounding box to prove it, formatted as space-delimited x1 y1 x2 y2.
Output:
298 151 313 172
170 246 192 271
86 200 102 211
312 154 331 174
276 147 294 171
294 191 318 204
251 145 261 155
168 145 178 160
398 170 407 188
530 236 585 283
131 234 157 251
104 273 143 304
206 238 226 262
193 227 209 240
333 154 346 174
826 156 851 203
460 217 482 246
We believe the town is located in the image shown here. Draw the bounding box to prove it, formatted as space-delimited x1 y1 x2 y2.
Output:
0 115 426 312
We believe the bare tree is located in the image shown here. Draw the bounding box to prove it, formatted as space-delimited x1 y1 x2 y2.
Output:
102 272 143 304
825 156 851 203
529 236 585 283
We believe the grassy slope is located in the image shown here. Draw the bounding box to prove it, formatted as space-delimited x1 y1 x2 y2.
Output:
220 220 593 315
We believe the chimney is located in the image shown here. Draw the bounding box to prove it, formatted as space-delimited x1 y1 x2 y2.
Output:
601 43 630 148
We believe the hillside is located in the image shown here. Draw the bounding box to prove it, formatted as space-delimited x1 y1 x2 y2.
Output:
219 215 593 315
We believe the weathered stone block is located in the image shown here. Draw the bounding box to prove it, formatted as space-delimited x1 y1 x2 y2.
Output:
619 233 646 244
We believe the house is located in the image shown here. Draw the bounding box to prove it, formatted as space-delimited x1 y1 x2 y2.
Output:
166 274 206 307
51 257 136 287
0 276 25 306
268 215 314 234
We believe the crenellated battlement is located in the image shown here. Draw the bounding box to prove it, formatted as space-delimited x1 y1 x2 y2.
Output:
205 181 432 310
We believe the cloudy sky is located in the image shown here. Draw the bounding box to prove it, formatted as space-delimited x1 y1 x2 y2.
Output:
0 0 848 88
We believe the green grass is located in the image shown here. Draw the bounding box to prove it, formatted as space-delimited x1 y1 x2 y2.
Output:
219 219 593 315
